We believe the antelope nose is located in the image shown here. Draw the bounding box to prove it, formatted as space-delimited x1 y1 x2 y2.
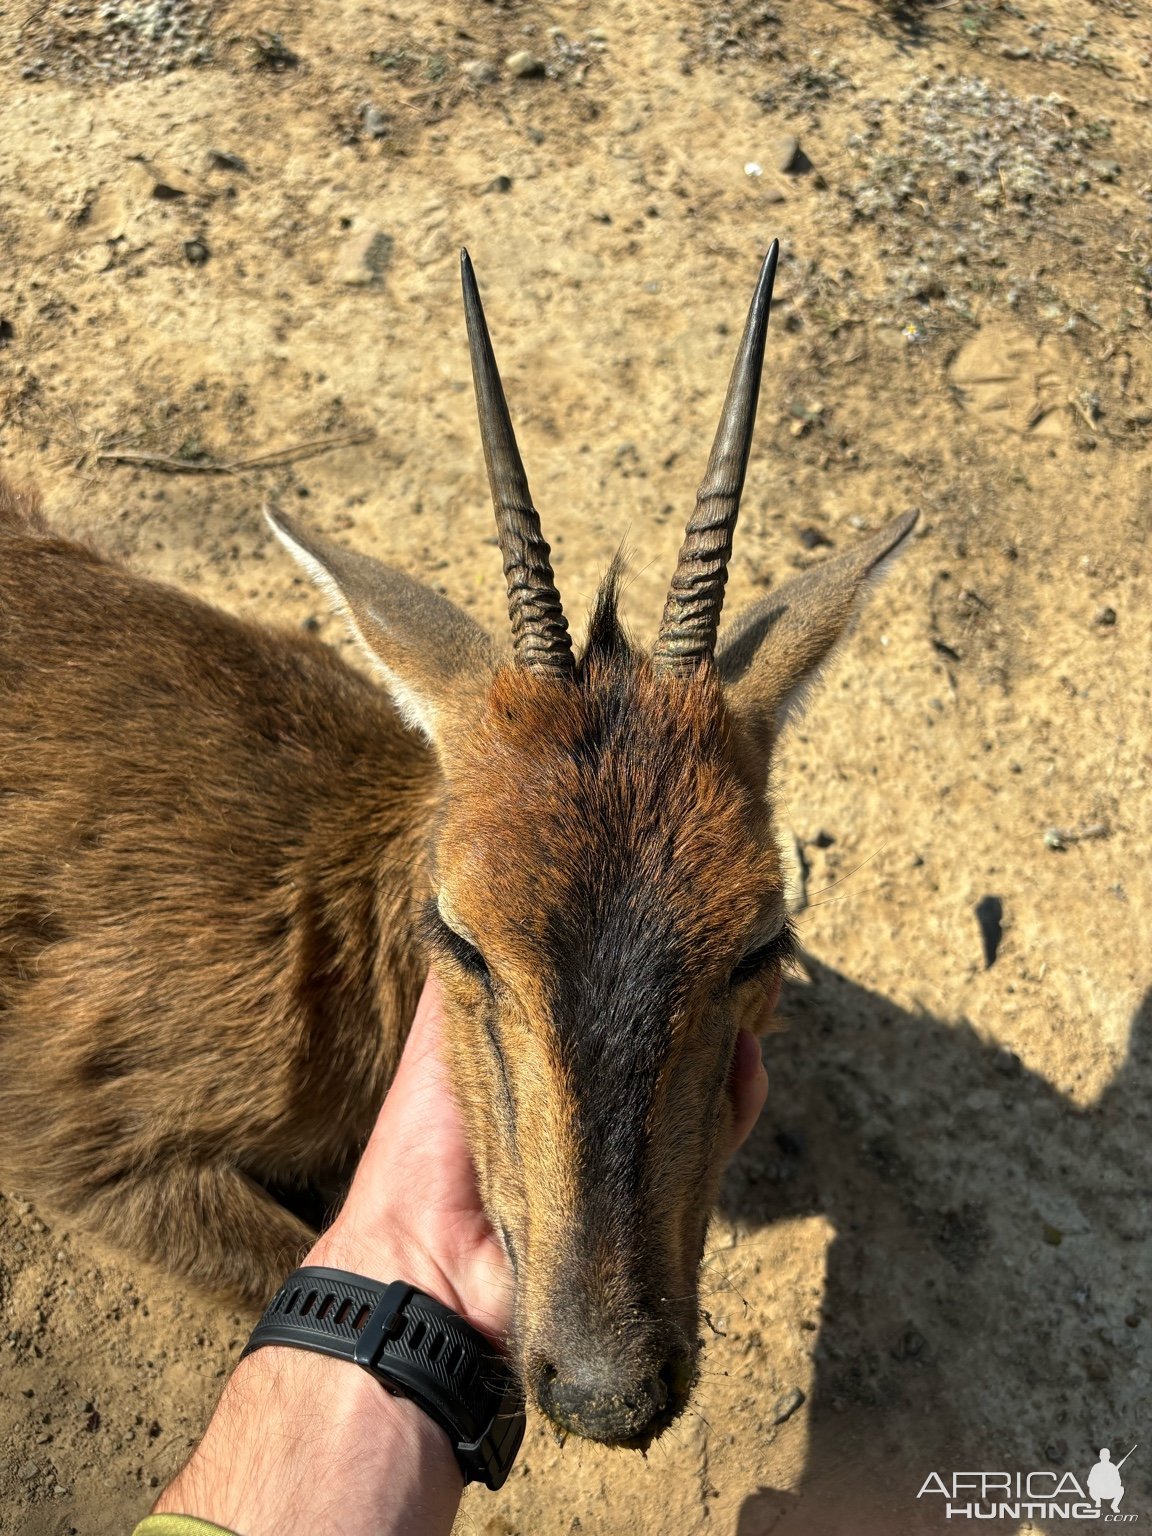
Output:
533 1357 672 1446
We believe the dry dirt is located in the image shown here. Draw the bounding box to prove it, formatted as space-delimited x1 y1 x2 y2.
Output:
1 0 1151 1532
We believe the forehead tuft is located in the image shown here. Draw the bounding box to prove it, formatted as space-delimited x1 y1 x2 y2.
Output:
442 599 779 975
480 562 741 780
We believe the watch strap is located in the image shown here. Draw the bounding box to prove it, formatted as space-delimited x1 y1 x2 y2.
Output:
241 1266 525 1490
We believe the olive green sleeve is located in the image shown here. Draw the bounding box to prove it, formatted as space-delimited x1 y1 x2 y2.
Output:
132 1517 240 1536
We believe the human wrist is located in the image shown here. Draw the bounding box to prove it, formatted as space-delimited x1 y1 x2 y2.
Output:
156 1342 461 1536
307 1221 454 1310
307 1218 503 1344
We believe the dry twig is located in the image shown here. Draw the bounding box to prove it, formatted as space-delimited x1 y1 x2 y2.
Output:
91 431 372 475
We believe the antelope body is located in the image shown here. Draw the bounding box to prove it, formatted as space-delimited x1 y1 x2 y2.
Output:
0 245 915 1446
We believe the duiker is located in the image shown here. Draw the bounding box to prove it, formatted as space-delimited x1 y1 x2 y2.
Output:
0 243 915 1446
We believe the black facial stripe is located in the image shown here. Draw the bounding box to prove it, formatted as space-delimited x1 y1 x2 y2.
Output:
499 1222 519 1272
420 900 514 1140
544 874 682 1218
485 1013 518 1137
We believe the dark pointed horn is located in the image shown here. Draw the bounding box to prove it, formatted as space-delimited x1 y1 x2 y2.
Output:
652 241 780 676
460 249 574 680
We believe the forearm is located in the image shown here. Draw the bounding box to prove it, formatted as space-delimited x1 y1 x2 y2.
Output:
153 1223 468 1536
151 972 514 1535
153 1343 462 1536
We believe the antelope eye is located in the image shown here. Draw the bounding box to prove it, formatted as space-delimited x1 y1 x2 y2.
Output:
423 900 491 982
730 922 796 990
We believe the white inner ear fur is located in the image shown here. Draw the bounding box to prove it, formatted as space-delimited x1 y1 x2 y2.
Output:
265 509 438 742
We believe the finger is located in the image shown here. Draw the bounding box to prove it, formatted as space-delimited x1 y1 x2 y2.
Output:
345 971 471 1204
728 1026 770 1151
381 968 449 1099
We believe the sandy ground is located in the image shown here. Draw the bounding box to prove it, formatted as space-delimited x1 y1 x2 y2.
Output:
1 0 1151 1531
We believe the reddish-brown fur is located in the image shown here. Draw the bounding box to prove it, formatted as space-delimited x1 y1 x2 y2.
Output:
437 647 785 1433
0 464 913 1446
0 486 431 1299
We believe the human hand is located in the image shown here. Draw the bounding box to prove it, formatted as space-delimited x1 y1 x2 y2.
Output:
307 968 514 1340
151 969 773 1536
728 971 777 1155
151 973 497 1536
315 966 771 1328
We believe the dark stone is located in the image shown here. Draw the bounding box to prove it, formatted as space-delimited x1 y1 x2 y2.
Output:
772 1387 806 1424
207 148 248 173
974 895 1003 969
798 525 834 550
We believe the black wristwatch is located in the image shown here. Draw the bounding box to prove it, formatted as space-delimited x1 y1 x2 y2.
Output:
241 1266 526 1490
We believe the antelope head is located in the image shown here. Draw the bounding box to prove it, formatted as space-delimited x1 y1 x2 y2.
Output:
270 244 916 1447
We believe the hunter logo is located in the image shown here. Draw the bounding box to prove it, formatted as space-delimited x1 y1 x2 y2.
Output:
917 1445 1140 1521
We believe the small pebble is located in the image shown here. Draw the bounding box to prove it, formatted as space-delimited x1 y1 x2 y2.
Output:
772 134 799 172
506 50 545 79
895 1327 926 1359
772 1387 806 1424
336 230 394 287
1094 605 1117 627
361 105 388 140
771 134 810 175
798 525 833 550
461 59 497 85
183 238 210 266
18 1461 40 1481
207 148 248 173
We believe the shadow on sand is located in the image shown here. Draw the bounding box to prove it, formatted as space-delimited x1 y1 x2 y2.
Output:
722 963 1151 1536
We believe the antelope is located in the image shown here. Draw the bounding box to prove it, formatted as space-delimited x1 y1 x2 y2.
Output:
0 241 916 1447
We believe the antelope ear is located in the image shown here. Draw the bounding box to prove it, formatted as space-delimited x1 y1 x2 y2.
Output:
717 510 918 763
266 507 497 745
